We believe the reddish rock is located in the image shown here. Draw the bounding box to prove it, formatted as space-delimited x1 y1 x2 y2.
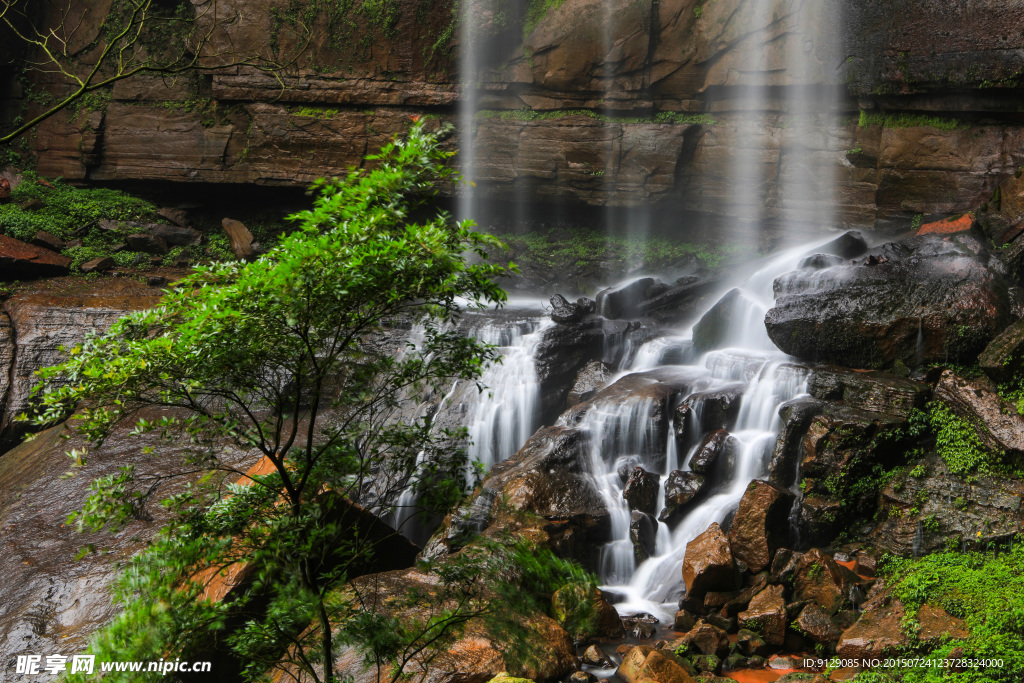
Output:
0 178 10 202
80 257 115 273
0 235 72 280
836 596 909 659
682 523 738 600
31 230 66 252
917 604 970 644
222 218 256 261
689 429 730 473
684 620 730 658
738 584 787 647
917 213 974 235
793 549 853 616
794 603 842 645
729 480 794 573
618 645 695 683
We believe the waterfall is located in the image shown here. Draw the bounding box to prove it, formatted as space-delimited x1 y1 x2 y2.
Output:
583 243 830 622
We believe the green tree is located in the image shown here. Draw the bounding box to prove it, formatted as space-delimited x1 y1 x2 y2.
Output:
28 121 512 682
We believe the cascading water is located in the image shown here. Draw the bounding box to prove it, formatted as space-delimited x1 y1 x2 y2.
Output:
581 242 839 622
392 310 550 543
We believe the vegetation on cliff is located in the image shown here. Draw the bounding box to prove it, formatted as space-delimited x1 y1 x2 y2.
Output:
20 122 588 682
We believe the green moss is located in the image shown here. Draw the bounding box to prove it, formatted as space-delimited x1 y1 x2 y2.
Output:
857 110 969 131
917 402 993 476
0 174 157 243
856 544 1024 682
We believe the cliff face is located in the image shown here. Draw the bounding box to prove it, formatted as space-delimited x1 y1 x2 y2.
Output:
7 0 1024 230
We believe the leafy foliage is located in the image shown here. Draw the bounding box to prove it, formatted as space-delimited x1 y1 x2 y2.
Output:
857 544 1024 682
33 122 519 683
910 403 994 476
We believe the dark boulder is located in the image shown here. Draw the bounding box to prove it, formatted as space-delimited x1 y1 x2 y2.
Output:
692 288 753 353
567 360 612 406
738 584 787 647
768 397 825 488
150 222 203 247
795 604 842 645
629 510 658 563
127 233 170 255
636 272 720 322
550 293 585 323
807 366 931 418
766 234 1012 368
798 253 846 270
979 318 1024 383
660 470 706 525
688 429 731 474
596 277 660 319
812 230 869 259
535 317 632 415
623 466 661 515
675 383 745 440
31 230 66 252
793 549 854 615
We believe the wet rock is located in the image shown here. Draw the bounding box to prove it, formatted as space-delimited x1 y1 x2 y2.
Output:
769 549 802 585
0 177 10 203
676 383 745 436
692 288 746 353
31 230 66 252
685 620 730 658
798 253 846 270
689 654 721 674
552 584 625 640
222 217 256 260
660 470 706 525
567 673 591 683
147 275 169 288
622 615 659 640
729 480 795 573
535 317 632 415
979 318 1024 383
583 644 612 667
0 420 260 671
623 467 661 515
766 234 1012 368
150 222 202 247
81 256 115 273
596 277 659 319
576 297 596 314
738 584 787 647
688 429 730 474
0 279 163 447
682 523 738 600
869 453 1024 557
617 645 695 683
814 230 869 259
934 369 1024 456
630 510 658 563
793 549 853 615
807 366 931 418
836 594 909 659
736 629 770 657
636 273 720 323
768 397 825 488
562 367 696 469
335 565 577 683
0 235 72 280
917 603 970 644
674 610 697 632
127 232 169 255
550 293 584 324
568 360 613 407
795 603 842 645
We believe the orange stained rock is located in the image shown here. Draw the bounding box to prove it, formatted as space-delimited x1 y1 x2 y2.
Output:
917 213 973 235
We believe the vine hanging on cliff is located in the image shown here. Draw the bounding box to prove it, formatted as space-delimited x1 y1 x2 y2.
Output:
0 0 313 144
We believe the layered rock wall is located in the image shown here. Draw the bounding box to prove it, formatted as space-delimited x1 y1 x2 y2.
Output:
5 0 1024 230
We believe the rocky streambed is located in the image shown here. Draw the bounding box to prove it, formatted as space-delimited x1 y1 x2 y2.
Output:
3 214 1024 682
